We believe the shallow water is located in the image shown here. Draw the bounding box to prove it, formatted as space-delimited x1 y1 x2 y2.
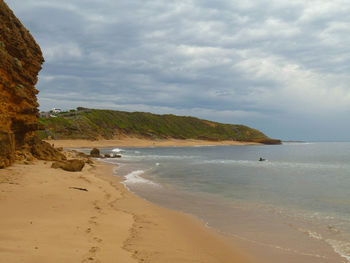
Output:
96 142 350 262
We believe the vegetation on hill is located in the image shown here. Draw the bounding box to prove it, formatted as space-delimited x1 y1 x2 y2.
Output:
37 108 281 144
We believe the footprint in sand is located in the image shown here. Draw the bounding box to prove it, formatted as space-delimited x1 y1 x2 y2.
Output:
92 201 102 212
82 246 101 263
104 193 111 200
93 237 103 243
88 220 97 225
89 247 100 253
82 256 100 263
88 215 98 224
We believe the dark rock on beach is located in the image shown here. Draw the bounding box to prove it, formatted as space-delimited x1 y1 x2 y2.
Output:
90 148 101 158
51 159 85 172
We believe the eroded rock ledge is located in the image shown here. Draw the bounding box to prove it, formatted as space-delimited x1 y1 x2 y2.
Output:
0 0 63 167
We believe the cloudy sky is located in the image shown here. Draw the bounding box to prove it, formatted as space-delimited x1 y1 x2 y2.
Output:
6 0 350 140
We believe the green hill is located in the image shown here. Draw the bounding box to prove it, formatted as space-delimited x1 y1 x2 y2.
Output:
37 108 281 144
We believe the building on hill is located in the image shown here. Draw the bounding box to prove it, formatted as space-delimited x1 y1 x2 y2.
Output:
51 108 62 113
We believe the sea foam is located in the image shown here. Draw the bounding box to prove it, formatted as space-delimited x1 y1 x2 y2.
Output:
326 239 350 262
112 148 124 153
123 170 159 186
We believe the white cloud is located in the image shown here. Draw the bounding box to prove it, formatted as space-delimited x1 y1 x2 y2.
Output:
42 42 83 62
298 1 350 23
235 50 350 114
318 21 350 46
6 0 350 139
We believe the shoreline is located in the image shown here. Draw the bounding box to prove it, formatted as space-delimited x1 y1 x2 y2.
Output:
44 138 262 148
102 146 346 263
0 160 257 262
101 162 258 263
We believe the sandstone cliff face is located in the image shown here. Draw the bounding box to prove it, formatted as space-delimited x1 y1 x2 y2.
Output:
0 1 63 167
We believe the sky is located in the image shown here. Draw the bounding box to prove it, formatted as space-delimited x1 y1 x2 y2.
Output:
5 0 350 141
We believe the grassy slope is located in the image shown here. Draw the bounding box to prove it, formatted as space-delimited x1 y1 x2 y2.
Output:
37 109 281 144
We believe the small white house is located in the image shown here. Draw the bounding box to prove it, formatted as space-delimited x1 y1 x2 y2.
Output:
51 108 62 113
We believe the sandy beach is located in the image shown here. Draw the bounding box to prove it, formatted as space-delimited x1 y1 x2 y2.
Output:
0 159 257 262
45 138 261 148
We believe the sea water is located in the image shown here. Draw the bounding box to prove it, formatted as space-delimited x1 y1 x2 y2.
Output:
97 143 350 262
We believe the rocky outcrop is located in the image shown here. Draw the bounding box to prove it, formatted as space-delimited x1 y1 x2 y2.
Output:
51 159 85 172
27 136 66 161
0 132 15 168
0 0 47 167
90 148 101 158
247 138 282 145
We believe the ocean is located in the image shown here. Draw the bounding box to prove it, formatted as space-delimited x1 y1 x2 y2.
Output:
94 142 350 262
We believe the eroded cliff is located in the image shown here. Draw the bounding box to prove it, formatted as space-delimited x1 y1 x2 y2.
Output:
0 0 64 167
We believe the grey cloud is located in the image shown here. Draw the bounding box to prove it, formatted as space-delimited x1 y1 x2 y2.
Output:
6 0 350 140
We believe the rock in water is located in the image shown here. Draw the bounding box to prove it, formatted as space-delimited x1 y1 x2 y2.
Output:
0 0 44 168
90 148 101 158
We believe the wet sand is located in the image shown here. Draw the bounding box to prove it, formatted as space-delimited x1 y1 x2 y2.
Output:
0 160 257 262
130 184 343 263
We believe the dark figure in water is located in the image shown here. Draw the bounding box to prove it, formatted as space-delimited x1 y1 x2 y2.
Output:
259 157 266 161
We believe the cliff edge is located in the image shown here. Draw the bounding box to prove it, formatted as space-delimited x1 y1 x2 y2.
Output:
0 0 64 168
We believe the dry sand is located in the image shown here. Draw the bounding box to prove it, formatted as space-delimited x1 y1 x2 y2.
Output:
45 138 261 148
0 160 257 263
